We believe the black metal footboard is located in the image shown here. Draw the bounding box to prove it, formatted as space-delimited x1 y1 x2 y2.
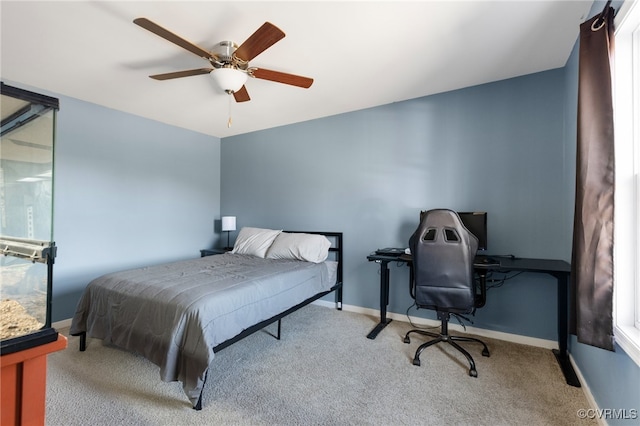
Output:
193 280 343 410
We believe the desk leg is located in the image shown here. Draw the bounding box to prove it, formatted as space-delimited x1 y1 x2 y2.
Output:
367 260 392 339
552 272 581 387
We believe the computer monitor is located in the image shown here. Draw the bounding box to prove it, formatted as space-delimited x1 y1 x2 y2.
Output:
457 211 488 251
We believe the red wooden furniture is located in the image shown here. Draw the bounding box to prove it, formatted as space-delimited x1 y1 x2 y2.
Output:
1 334 67 425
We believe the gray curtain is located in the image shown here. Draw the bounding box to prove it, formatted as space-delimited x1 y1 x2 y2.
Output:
570 5 615 352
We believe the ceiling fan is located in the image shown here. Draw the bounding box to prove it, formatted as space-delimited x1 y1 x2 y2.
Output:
133 18 314 103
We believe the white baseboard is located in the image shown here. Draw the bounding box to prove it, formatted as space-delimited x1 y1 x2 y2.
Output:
570 354 607 426
53 318 72 330
313 300 559 350
57 301 558 350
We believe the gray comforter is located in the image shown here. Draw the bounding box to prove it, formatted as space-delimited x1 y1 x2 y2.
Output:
69 253 338 405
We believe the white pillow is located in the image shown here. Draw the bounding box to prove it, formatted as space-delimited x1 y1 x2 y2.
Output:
266 232 331 263
231 227 282 258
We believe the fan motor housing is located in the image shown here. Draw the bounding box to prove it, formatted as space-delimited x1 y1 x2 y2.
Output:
211 41 247 70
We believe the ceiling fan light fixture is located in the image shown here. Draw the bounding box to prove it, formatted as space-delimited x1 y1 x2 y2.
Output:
134 19 312 102
211 68 247 93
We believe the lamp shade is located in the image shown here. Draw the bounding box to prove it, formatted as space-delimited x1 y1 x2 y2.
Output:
221 216 236 232
211 68 247 93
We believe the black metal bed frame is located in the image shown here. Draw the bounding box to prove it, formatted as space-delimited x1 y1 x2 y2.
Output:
194 231 343 410
75 231 343 410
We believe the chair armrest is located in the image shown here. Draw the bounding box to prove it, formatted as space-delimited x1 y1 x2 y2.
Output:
409 266 416 300
475 271 487 308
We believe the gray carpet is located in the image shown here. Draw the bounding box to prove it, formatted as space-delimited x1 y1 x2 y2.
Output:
46 305 595 425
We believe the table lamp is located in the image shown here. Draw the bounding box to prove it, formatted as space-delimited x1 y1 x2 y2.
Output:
221 216 236 250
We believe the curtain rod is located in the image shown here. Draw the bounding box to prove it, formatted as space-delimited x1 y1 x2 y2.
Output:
592 0 613 29
601 0 612 13
598 0 613 19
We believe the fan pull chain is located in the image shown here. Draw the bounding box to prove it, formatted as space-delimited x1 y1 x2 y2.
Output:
227 94 233 128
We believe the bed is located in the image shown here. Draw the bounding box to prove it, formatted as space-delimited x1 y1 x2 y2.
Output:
69 229 343 410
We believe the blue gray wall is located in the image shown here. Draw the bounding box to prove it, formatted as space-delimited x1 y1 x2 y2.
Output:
1 81 225 321
221 68 569 341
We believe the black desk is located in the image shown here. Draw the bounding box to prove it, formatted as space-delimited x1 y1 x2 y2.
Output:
366 253 580 387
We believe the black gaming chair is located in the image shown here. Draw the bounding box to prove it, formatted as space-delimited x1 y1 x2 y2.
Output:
403 209 490 377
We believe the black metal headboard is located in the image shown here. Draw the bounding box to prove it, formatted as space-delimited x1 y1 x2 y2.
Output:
283 231 343 288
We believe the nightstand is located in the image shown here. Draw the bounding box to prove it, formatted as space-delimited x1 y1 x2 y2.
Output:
200 248 228 257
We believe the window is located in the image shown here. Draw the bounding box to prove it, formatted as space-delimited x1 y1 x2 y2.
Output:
614 0 640 367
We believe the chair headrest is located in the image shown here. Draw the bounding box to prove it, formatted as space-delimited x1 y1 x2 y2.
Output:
414 209 478 250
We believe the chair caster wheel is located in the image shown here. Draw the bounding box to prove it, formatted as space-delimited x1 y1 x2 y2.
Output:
404 336 411 344
412 358 421 366
469 369 478 377
482 348 490 357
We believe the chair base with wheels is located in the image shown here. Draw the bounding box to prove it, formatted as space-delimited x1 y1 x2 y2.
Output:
404 310 490 377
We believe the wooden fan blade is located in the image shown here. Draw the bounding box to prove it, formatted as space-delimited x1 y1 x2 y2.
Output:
150 68 213 80
233 85 251 102
134 17 213 60
251 68 313 88
234 22 285 62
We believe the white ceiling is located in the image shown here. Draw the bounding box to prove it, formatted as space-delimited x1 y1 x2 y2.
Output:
1 1 594 139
